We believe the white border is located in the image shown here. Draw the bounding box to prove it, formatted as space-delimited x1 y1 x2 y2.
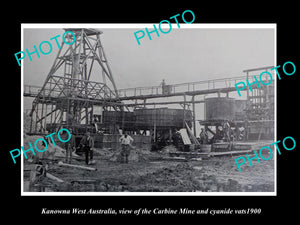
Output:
21 25 24 195
21 23 277 196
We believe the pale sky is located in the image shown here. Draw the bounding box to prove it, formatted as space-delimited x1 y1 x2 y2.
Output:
23 27 275 88
23 25 275 125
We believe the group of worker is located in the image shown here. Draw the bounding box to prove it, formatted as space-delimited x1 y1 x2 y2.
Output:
199 120 246 144
63 129 134 165
63 119 244 165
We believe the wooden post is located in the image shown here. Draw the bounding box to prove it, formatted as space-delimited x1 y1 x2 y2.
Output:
29 109 33 134
183 94 186 127
153 104 156 142
41 103 44 132
66 98 70 128
85 106 88 126
192 95 196 137
35 103 39 132
246 71 249 99
121 105 125 132
44 104 48 131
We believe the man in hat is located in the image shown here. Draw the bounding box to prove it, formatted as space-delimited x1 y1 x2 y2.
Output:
65 128 76 164
119 132 134 164
80 132 95 165
223 120 231 143
199 128 208 144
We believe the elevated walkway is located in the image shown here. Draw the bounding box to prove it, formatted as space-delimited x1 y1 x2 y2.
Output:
24 75 254 101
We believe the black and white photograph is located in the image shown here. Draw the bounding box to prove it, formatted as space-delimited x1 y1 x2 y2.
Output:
21 24 276 195
3 4 298 220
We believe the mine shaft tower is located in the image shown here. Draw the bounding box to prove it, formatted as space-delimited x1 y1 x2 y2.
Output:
29 28 122 135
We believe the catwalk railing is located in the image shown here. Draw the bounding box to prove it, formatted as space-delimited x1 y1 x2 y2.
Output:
24 70 274 101
24 75 252 100
116 75 253 100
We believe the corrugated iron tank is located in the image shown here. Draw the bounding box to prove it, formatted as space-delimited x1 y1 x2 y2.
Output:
102 108 192 130
205 97 236 121
134 108 192 128
234 100 247 120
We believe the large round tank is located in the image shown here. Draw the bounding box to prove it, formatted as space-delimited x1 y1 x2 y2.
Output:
234 100 247 120
205 97 235 121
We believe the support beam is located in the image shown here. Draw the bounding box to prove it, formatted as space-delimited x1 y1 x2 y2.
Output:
124 99 205 107
192 95 196 137
182 94 187 127
206 126 216 136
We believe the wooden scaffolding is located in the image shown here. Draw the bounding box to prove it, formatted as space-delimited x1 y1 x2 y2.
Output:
29 28 121 135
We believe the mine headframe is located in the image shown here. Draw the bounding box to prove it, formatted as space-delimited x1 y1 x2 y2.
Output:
29 28 122 135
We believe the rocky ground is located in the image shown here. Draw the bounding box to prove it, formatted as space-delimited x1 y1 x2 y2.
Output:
25 144 275 193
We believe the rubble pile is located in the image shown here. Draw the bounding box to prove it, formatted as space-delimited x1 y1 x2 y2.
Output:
127 163 202 192
159 145 178 154
107 148 159 162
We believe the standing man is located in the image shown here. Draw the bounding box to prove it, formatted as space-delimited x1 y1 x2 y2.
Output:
80 132 95 165
65 128 76 164
119 132 134 164
161 79 166 94
199 128 208 144
223 120 231 143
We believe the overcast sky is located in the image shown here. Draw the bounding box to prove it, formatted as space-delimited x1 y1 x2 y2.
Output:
23 25 275 124
23 26 274 87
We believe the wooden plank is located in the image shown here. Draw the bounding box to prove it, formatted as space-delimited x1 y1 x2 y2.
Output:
46 173 64 183
178 128 191 145
210 149 254 156
185 121 200 145
169 149 254 158
58 161 97 171
169 152 209 157
161 156 187 161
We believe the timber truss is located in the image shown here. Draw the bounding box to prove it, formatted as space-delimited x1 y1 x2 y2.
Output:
29 28 122 134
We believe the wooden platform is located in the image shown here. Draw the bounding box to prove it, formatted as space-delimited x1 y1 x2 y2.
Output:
167 140 273 159
169 149 255 159
213 142 252 152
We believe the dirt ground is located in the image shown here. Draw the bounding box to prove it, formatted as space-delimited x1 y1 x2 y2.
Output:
27 144 275 193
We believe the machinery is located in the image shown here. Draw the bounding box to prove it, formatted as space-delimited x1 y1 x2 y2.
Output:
24 29 274 151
